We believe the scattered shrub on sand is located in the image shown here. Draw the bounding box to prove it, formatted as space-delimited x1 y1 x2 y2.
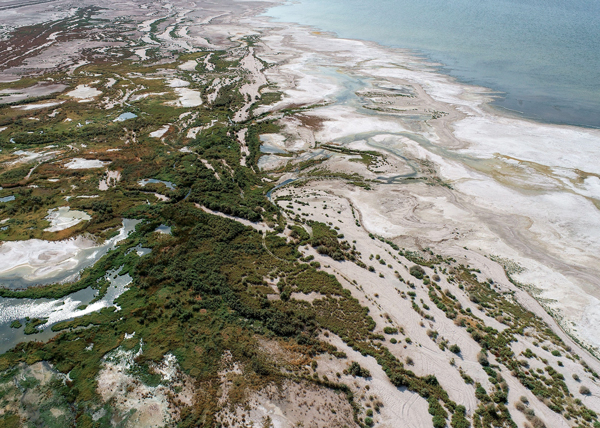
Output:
410 265 425 279
346 362 371 378
477 352 489 366
449 344 461 354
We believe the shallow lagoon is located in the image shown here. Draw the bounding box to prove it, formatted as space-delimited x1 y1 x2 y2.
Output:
113 112 138 122
138 178 176 190
0 268 133 354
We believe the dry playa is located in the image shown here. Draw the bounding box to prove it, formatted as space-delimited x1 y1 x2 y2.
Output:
66 84 102 102
43 206 91 232
64 158 110 169
149 125 170 138
167 87 203 107
0 220 137 286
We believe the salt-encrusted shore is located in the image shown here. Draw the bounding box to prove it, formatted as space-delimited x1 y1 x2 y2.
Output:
242 9 600 356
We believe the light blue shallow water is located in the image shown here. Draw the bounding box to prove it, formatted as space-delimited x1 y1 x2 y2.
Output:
264 0 600 128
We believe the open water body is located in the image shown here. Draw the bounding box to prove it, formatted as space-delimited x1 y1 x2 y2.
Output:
265 0 600 128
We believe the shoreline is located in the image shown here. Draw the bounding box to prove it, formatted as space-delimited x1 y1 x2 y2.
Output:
247 10 600 357
261 0 600 130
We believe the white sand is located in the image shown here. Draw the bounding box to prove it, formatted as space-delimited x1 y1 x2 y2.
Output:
0 220 137 284
98 170 121 190
178 60 198 71
66 84 102 102
257 154 289 171
197 205 269 233
13 101 64 110
250 19 600 355
201 159 220 180
259 133 287 152
453 115 600 174
64 158 110 169
7 149 59 165
130 92 167 102
167 87 203 107
233 47 268 121
149 125 170 138
168 78 190 88
0 236 99 281
43 207 91 232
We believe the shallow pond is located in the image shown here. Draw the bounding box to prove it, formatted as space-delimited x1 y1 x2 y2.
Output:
113 112 138 122
138 178 176 190
0 268 133 354
154 224 172 235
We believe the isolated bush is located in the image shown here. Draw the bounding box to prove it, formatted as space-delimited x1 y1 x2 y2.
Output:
410 265 425 279
477 352 489 366
530 416 546 428
347 362 371 378
580 385 591 395
449 344 461 354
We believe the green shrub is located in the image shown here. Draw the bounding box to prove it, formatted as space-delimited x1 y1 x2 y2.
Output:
410 265 425 279
347 362 371 378
450 405 469 428
477 352 489 366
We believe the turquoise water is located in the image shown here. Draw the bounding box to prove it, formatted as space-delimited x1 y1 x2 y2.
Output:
114 112 138 122
264 0 600 128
